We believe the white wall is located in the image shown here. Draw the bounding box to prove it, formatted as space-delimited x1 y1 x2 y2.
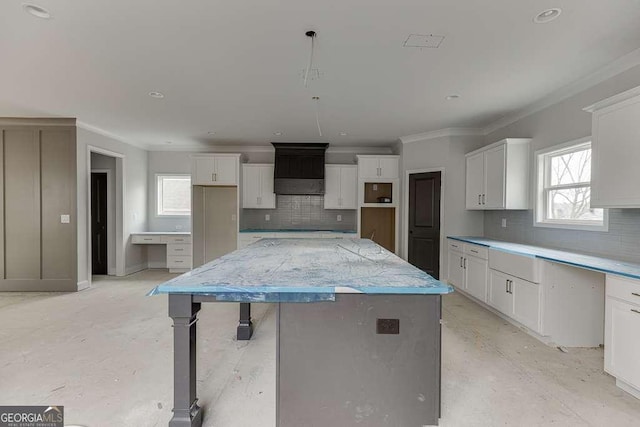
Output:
77 128 148 284
399 135 486 279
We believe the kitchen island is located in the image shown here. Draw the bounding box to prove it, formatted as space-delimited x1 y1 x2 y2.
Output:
149 238 452 427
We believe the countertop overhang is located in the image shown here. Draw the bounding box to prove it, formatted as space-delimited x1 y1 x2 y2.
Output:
149 238 452 301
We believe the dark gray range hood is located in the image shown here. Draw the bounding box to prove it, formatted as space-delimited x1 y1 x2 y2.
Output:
272 143 329 195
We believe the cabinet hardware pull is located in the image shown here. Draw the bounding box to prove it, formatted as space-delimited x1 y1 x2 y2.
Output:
478 195 481 205
470 249 478 253
463 258 466 269
632 309 640 314
460 257 463 268
509 280 513 294
482 194 485 205
175 248 184 251
632 292 640 298
506 279 509 293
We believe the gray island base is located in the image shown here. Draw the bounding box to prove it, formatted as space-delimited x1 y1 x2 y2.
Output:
150 238 453 427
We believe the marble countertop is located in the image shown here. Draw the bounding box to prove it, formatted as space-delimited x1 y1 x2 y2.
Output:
448 236 640 281
149 238 452 301
239 229 357 233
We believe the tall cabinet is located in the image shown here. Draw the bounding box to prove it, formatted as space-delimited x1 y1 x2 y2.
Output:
0 119 77 291
356 155 400 254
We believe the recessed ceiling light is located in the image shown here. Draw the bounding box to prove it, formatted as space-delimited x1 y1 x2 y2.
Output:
273 132 282 136
534 8 562 23
23 3 51 19
149 91 164 99
339 132 348 136
446 95 460 100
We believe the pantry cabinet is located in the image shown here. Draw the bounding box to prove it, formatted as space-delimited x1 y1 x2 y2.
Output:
465 139 530 210
357 155 399 179
242 164 276 209
192 154 240 186
324 165 357 209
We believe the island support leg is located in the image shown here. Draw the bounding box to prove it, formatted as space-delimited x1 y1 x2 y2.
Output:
169 294 203 427
237 302 254 340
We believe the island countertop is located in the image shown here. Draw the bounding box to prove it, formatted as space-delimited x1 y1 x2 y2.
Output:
149 238 452 301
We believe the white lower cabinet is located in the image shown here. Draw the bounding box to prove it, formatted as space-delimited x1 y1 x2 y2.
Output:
447 246 464 289
512 276 541 332
465 255 488 302
489 269 514 315
605 275 640 398
447 240 488 302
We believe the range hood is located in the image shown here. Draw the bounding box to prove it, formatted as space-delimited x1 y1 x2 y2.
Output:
272 143 329 195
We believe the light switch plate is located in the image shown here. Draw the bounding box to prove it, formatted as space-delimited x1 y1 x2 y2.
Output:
175 224 183 230
501 218 507 228
337 215 342 222
265 214 270 221
373 184 378 191
61 214 70 224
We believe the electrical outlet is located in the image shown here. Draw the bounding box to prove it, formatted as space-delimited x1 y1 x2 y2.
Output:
373 184 378 191
175 224 183 230
60 214 70 224
231 214 237 222
501 218 507 228
337 214 342 222
265 214 270 221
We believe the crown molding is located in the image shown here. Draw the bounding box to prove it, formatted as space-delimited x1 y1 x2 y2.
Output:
76 120 151 150
482 46 640 135
399 127 484 144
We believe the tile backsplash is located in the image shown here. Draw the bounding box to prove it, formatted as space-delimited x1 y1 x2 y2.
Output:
241 195 357 231
484 209 640 263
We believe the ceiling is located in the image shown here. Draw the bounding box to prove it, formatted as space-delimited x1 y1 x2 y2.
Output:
1 1 640 149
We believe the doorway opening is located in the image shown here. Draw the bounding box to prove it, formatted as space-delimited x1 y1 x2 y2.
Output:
406 171 442 279
91 171 109 275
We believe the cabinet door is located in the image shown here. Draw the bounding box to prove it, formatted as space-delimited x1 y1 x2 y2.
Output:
242 166 261 208
324 166 341 209
260 165 276 209
358 158 380 179
465 255 488 302
447 249 465 289
214 157 238 185
379 157 399 179
465 152 484 210
340 166 358 209
488 270 513 315
512 277 541 332
484 144 506 209
605 298 640 388
193 157 217 185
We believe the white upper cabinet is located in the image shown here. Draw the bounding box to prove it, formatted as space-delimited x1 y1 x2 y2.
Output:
324 165 358 209
192 154 240 186
585 86 640 208
356 155 400 179
242 164 276 209
465 139 530 210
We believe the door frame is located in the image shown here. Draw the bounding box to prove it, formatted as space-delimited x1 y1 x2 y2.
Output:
91 169 113 275
86 146 125 286
403 168 445 276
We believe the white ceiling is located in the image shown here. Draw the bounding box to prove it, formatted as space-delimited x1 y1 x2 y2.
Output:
1 0 640 149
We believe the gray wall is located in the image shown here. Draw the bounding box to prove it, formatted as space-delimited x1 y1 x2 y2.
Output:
482 64 640 260
77 127 148 284
241 195 356 231
400 135 486 277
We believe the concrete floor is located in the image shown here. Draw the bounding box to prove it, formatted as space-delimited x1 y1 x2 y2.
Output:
1 270 639 427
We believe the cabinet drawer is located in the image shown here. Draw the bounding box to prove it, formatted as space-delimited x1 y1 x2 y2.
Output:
448 240 463 252
489 249 540 283
607 275 640 306
167 256 192 268
167 244 192 256
464 243 488 260
165 235 191 244
132 235 162 244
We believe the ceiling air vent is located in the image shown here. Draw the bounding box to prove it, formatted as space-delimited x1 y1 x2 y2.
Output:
403 34 445 48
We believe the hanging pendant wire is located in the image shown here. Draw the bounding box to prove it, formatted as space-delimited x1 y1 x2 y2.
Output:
303 31 316 88
313 96 322 137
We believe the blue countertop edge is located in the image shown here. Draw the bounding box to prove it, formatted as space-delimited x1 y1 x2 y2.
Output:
448 236 640 281
239 229 357 233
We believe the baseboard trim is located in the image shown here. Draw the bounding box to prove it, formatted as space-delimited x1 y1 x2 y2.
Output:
124 263 148 276
77 280 90 291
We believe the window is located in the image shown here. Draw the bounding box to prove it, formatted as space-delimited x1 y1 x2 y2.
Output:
535 139 607 231
156 175 191 216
